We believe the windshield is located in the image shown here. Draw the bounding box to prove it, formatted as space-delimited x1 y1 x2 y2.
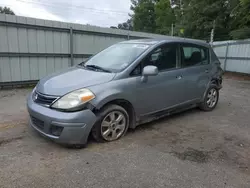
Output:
84 43 150 72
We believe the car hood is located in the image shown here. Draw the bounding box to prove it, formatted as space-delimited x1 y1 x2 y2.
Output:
36 67 115 96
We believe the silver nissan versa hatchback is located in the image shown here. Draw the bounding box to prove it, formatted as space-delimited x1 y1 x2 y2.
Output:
27 38 223 147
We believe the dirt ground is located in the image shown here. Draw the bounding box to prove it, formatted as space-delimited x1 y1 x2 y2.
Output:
224 72 250 81
0 78 250 188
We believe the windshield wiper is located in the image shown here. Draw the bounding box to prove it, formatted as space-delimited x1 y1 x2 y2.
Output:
78 62 85 66
85 65 111 73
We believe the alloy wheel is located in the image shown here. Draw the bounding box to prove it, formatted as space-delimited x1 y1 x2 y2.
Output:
101 111 126 141
206 88 218 108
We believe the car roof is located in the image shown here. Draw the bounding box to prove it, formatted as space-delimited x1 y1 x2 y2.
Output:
121 37 210 48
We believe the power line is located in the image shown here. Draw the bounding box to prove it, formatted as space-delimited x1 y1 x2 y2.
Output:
0 2 130 27
0 2 68 21
16 0 130 15
35 0 130 14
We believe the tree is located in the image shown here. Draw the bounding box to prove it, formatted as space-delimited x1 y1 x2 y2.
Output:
0 6 15 15
229 0 250 39
110 19 133 30
180 0 231 40
130 0 157 33
117 19 133 30
128 0 250 40
155 0 175 35
230 27 250 39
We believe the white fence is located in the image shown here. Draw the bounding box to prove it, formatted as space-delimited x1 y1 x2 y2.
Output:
0 14 168 86
213 40 250 74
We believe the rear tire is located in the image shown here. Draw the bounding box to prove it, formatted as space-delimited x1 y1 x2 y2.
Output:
199 85 219 111
91 104 129 142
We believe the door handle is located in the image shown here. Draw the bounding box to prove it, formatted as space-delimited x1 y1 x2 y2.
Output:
176 75 182 80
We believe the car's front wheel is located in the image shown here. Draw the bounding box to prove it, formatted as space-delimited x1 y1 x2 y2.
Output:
92 104 129 142
199 85 219 111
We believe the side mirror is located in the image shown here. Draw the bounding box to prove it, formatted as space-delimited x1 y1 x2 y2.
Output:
142 65 159 76
141 65 159 82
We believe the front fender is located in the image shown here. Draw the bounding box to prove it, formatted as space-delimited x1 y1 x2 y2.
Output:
87 77 138 113
89 89 131 110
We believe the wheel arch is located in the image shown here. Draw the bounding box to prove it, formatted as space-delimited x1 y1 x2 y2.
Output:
202 78 220 102
211 78 222 88
93 99 137 129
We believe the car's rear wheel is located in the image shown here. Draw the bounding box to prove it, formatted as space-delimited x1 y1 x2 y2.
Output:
92 104 129 142
199 85 219 111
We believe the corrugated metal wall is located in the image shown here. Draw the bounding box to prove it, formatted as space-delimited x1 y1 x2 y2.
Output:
0 14 168 86
213 40 250 74
0 15 70 84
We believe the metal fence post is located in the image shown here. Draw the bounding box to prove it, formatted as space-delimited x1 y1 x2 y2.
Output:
70 27 74 66
224 42 229 71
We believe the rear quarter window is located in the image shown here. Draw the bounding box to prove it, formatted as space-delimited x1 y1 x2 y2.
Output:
211 49 220 62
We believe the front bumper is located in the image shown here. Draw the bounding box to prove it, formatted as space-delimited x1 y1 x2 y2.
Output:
27 93 97 145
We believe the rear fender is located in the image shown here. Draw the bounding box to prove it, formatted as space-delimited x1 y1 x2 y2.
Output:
202 78 222 102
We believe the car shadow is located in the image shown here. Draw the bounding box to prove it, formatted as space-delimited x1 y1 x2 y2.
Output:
127 107 202 134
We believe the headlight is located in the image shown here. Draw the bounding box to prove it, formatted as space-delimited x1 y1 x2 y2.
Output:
52 88 95 110
32 81 39 93
32 85 37 93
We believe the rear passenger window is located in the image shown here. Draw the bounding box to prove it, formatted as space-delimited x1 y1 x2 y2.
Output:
181 45 209 67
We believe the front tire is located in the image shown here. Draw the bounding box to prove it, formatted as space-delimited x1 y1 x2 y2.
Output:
91 104 129 142
199 85 219 111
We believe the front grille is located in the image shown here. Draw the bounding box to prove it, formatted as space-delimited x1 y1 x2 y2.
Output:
34 91 58 106
31 116 44 130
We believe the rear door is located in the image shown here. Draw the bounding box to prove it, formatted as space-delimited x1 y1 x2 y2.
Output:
178 43 212 100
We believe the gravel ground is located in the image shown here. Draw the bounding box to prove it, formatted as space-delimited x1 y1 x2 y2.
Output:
0 78 250 188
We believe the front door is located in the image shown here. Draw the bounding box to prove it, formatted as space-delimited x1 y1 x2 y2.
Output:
132 43 187 116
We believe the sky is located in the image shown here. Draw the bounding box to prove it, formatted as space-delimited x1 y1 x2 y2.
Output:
0 0 131 27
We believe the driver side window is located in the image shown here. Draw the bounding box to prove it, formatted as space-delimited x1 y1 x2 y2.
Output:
145 44 177 71
131 43 178 76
